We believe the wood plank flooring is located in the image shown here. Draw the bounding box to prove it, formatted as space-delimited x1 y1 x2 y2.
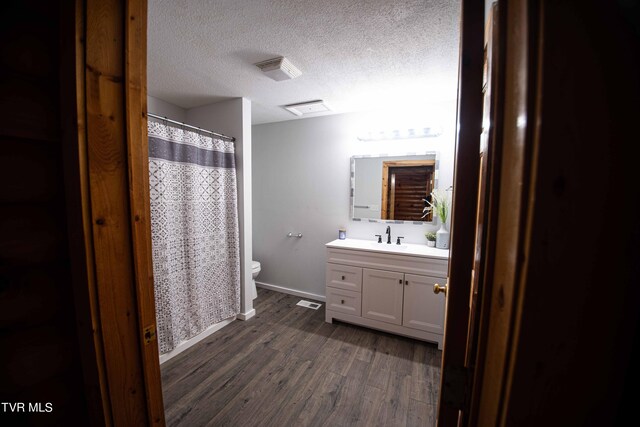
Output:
161 288 442 427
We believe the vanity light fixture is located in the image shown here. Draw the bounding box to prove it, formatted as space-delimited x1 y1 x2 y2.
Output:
357 126 442 141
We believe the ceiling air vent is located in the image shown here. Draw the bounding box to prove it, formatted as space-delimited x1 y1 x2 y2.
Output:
255 56 302 81
283 100 332 117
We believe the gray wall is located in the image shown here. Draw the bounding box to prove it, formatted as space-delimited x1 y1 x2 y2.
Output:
252 109 455 299
148 95 186 122
353 157 383 218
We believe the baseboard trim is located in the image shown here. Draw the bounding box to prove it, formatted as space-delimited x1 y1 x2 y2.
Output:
159 316 235 364
256 281 326 302
237 308 256 321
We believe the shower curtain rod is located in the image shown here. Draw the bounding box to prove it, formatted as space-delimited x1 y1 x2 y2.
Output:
147 112 236 142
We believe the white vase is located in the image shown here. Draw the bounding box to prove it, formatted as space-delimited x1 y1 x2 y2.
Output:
436 222 450 249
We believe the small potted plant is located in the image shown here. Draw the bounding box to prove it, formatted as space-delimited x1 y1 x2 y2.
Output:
425 232 437 247
422 188 451 249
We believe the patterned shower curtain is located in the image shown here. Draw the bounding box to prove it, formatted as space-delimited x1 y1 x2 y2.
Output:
148 120 240 354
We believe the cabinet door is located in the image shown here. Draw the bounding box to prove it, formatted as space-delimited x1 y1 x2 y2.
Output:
403 274 445 334
362 268 404 325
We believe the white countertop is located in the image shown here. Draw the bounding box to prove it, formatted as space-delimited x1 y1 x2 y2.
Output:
326 238 450 260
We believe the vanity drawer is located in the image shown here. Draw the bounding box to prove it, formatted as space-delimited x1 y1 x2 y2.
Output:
326 263 362 292
326 287 362 317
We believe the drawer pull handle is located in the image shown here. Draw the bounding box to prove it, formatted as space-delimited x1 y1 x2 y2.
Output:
341 299 345 304
405 280 409 286
399 279 402 284
341 275 345 280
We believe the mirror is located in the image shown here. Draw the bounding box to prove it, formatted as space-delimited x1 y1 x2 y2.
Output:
351 152 438 223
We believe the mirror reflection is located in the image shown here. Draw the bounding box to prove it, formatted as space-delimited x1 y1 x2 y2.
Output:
351 153 437 223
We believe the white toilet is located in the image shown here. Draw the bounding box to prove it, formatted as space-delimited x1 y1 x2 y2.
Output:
250 260 260 300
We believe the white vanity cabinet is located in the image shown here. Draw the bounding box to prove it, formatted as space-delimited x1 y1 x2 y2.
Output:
325 239 449 349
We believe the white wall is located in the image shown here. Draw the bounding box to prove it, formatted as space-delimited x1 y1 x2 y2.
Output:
353 157 382 219
252 107 456 298
147 95 187 122
187 98 254 319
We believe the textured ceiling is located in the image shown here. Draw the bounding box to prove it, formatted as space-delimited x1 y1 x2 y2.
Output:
148 0 461 124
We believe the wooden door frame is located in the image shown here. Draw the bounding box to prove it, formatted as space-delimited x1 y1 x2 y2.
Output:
437 0 484 424
66 0 488 425
439 0 539 424
465 3 506 425
66 0 640 425
124 0 164 423
467 1 640 424
469 1 536 424
60 0 113 423
65 0 165 424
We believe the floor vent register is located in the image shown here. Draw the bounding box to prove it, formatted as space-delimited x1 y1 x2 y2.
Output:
296 300 322 310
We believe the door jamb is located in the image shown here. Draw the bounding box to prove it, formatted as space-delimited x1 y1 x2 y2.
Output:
436 0 485 424
70 0 165 424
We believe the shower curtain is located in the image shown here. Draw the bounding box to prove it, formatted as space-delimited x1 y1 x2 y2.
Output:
148 120 240 354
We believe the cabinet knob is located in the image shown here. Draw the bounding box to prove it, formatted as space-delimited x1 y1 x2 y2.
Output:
433 283 448 295
341 299 345 304
405 280 409 286
398 279 402 284
341 275 345 280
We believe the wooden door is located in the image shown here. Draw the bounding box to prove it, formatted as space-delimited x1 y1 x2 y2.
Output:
403 274 445 335
470 0 640 424
461 4 504 423
381 160 435 220
388 166 432 220
436 0 486 424
362 268 404 325
0 1 98 424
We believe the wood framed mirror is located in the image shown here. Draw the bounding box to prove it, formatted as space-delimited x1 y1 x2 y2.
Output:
381 159 435 221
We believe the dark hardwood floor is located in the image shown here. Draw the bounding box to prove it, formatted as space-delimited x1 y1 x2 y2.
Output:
161 288 442 426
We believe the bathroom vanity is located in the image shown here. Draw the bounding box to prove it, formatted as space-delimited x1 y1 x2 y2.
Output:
325 238 449 349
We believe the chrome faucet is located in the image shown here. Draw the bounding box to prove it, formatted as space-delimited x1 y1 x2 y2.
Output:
386 226 391 244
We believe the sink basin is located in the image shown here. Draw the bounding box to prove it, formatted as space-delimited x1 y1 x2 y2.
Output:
371 242 407 250
370 242 408 249
326 238 449 259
